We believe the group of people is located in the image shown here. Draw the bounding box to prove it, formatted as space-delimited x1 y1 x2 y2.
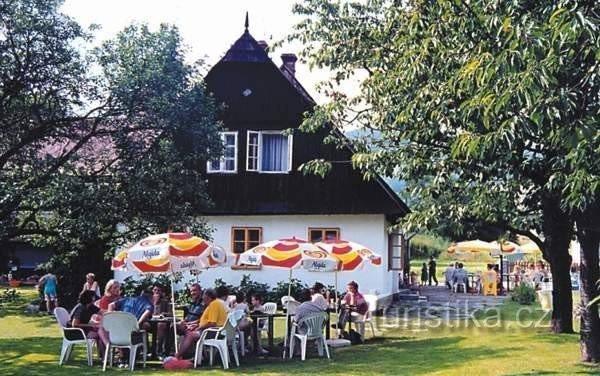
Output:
512 260 551 289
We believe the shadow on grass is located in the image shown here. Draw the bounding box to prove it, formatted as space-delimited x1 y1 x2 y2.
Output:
0 335 517 376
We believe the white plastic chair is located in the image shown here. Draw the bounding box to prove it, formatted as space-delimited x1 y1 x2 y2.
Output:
453 281 467 293
101 311 147 371
285 300 301 315
194 311 245 369
354 295 377 338
289 312 330 361
257 302 277 337
54 307 95 366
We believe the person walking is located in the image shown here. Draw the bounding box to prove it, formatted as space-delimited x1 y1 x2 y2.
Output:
39 271 58 314
428 255 438 286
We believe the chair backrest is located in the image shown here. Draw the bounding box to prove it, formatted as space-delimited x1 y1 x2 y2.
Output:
262 302 277 314
297 312 327 339
285 300 301 315
102 311 138 346
281 296 297 306
221 311 245 344
54 307 70 328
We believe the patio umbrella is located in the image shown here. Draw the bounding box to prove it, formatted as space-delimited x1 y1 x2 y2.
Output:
237 237 339 358
447 239 499 254
314 239 382 313
111 232 228 353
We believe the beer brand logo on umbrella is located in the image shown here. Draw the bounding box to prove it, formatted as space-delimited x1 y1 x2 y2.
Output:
112 233 225 274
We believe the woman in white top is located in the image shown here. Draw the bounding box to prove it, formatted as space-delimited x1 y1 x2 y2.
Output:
81 273 101 300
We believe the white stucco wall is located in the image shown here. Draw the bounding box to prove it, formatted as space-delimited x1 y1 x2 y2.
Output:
114 214 401 298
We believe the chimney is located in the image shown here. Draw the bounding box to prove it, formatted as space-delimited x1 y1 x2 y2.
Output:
257 40 269 53
281 53 297 76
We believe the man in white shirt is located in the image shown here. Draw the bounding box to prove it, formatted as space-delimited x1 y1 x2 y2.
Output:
444 263 456 289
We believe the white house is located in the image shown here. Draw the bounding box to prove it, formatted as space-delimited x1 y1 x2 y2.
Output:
116 20 410 304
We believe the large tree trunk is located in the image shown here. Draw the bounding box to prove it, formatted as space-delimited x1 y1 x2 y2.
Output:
576 202 600 363
543 200 574 333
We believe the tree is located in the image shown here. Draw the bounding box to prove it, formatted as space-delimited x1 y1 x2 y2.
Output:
0 1 223 306
290 0 599 348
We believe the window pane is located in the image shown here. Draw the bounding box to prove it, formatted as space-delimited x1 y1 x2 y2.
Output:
225 159 235 171
225 147 235 158
233 230 245 241
248 230 260 242
325 230 339 240
233 242 246 253
210 160 220 170
225 134 236 146
261 134 288 172
309 230 322 243
248 240 260 249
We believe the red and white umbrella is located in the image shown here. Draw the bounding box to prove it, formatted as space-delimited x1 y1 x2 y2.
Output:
112 233 227 274
238 237 339 358
314 239 382 314
111 232 228 353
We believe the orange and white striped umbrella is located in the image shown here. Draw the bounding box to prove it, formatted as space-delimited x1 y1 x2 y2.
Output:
238 238 339 271
111 233 227 274
314 239 382 271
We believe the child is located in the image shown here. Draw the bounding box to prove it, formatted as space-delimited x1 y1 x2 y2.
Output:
420 262 428 286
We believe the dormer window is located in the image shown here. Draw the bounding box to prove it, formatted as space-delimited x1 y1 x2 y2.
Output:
246 131 293 173
207 132 238 173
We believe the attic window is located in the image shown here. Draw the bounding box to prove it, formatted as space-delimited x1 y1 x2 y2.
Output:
242 88 252 97
246 130 293 173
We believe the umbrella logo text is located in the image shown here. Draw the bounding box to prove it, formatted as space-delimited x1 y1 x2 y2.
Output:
180 260 197 269
143 248 161 259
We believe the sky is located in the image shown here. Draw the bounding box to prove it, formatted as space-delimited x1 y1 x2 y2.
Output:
61 0 326 102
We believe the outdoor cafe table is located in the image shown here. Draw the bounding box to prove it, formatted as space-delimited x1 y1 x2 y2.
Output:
147 315 179 359
250 312 288 356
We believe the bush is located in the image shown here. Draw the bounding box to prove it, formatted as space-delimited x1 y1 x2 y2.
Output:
511 283 536 305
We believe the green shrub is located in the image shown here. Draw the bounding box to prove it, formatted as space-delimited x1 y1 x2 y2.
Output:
511 283 536 305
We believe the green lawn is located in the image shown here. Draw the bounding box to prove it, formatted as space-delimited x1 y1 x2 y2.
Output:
1 287 598 375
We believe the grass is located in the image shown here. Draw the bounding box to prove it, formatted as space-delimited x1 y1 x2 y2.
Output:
1 287 598 375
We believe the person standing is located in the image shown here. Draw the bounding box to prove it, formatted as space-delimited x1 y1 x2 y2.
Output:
81 273 101 300
420 262 428 286
39 271 58 314
428 256 438 286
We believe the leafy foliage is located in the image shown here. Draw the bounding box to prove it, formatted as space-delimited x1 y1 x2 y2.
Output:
290 0 600 333
0 1 223 306
511 283 537 305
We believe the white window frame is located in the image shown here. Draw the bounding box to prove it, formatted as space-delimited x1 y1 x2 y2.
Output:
207 131 238 174
245 130 293 174
246 131 259 171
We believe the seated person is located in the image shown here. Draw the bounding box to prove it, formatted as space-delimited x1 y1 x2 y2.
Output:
336 281 368 337
96 279 121 312
108 288 153 328
231 292 249 313
294 289 325 334
483 264 498 293
151 283 170 357
452 263 468 290
444 263 456 289
310 282 329 311
175 288 227 359
70 290 107 358
250 293 264 314
216 285 231 313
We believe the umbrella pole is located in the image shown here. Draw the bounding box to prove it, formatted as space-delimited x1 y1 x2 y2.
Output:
170 271 179 355
283 268 292 359
334 270 339 315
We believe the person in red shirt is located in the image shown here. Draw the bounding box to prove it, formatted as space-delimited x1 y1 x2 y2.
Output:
335 281 368 337
96 279 121 311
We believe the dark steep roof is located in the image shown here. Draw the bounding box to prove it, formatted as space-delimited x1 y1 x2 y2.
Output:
203 23 409 219
221 30 270 63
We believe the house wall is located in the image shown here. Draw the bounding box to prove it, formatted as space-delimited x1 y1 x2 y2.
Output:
114 214 401 299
